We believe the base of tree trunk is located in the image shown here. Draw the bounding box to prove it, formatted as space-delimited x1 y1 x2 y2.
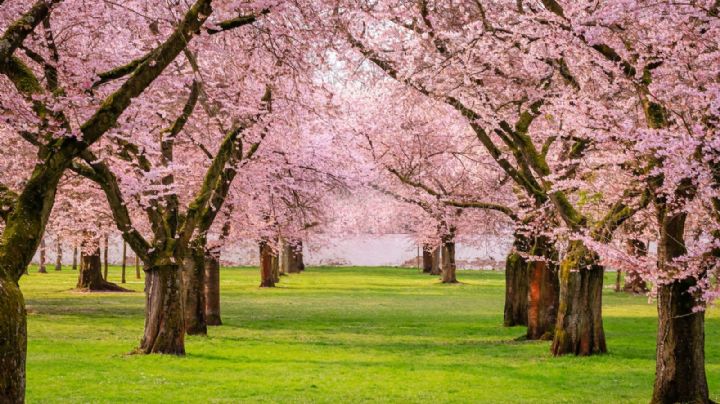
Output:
0 274 27 403
622 269 649 294
651 279 710 403
504 250 528 327
138 263 185 355
440 239 458 283
527 260 559 340
259 241 276 288
76 249 129 292
204 249 222 326
429 247 441 276
182 244 207 336
551 241 606 356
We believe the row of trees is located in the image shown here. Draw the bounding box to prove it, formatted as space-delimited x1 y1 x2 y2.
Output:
1 1 718 403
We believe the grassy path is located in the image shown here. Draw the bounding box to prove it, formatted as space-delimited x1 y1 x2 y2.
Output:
20 266 720 403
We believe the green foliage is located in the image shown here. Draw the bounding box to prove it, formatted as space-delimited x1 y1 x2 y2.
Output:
20 266 720 403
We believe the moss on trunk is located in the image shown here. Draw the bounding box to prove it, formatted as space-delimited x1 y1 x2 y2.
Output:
551 240 606 356
182 241 207 336
139 263 185 355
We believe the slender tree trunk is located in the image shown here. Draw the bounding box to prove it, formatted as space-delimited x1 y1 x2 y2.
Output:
651 211 710 403
279 239 289 276
72 244 78 270
38 238 47 273
614 269 622 292
422 244 433 273
526 237 559 340
271 250 280 283
103 234 109 280
623 239 649 294
259 240 275 288
135 255 141 279
440 235 457 284
0 272 26 403
504 235 529 327
121 242 127 284
76 244 128 291
139 262 185 355
204 247 222 326
551 240 606 356
55 237 62 271
429 246 441 275
182 240 207 336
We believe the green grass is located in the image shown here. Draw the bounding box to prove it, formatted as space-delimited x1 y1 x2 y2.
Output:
19 266 720 403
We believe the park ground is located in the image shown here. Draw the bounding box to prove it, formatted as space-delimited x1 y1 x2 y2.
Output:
20 266 720 403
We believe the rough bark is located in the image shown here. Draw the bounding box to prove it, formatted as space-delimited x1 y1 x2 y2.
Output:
526 237 559 340
182 241 207 336
54 237 62 271
651 211 710 404
121 241 127 284
139 263 185 355
72 244 78 270
504 236 529 327
0 273 26 403
259 240 275 287
623 239 649 294
204 247 222 326
440 236 457 284
76 245 128 292
38 238 46 273
551 240 606 356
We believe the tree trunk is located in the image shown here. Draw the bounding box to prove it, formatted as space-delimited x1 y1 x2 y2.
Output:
651 211 710 403
504 236 529 327
614 269 622 292
76 245 128 292
429 246 441 275
551 240 606 356
526 237 559 340
0 273 26 403
139 263 185 355
284 239 304 274
121 242 127 284
54 237 62 271
623 239 649 294
204 247 222 326
271 250 280 283
38 238 47 273
440 236 457 284
135 255 141 279
72 244 78 270
279 239 289 276
103 234 109 280
422 244 433 273
259 240 275 288
182 241 207 336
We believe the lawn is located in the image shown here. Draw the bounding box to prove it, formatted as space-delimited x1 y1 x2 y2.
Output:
20 266 720 403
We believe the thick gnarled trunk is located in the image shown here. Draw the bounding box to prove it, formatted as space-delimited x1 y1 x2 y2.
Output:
440 236 457 284
551 241 606 356
526 238 559 340
652 211 709 403
504 236 529 327
259 241 275 288
182 242 207 336
0 274 26 403
139 263 185 355
204 248 222 326
76 245 127 292
422 244 434 273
